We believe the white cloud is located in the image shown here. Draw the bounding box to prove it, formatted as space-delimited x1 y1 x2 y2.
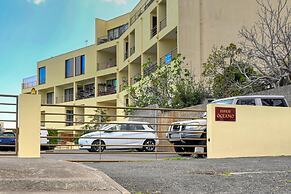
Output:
102 0 130 5
27 0 46 5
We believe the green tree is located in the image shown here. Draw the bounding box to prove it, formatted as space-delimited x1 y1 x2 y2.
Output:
128 55 207 108
83 109 109 131
203 44 261 98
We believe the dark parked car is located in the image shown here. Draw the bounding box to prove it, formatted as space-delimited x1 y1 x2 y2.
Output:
0 132 16 151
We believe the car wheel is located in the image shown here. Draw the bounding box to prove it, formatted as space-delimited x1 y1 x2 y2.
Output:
143 139 155 152
174 143 193 157
90 140 105 152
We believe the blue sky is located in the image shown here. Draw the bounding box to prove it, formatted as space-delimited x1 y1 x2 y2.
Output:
0 0 139 94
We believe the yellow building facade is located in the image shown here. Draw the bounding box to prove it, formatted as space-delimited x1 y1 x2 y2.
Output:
21 0 288 129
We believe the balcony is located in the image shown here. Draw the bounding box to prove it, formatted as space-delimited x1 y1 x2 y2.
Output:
124 51 129 61
119 79 128 91
143 62 157 76
98 84 117 96
130 73 141 85
97 62 117 71
97 24 128 45
56 94 74 104
130 47 135 56
151 26 158 38
22 76 37 89
130 0 154 25
160 17 167 31
76 89 95 100
160 48 177 65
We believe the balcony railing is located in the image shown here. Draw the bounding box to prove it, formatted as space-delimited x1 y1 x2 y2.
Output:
130 47 135 56
124 51 129 61
97 62 117 71
160 48 178 65
98 86 117 96
143 62 157 76
130 0 154 26
56 94 74 104
151 26 158 38
160 17 167 31
76 89 95 100
97 36 109 45
119 80 128 91
130 73 141 85
22 75 37 89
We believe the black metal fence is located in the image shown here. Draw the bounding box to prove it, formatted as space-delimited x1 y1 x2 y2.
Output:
0 94 18 156
40 104 207 162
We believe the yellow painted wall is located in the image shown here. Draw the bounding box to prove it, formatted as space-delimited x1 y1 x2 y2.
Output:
207 104 291 158
18 94 41 158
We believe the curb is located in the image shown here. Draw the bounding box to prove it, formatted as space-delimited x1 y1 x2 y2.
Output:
73 162 131 194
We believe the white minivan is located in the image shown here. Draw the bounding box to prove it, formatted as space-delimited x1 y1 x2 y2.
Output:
79 121 158 152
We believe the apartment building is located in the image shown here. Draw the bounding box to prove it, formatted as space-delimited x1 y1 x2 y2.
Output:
21 0 281 129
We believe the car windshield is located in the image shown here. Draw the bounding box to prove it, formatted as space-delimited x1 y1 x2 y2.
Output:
0 133 15 137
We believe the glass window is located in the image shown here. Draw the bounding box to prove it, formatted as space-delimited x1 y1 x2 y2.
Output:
46 92 54 104
66 109 74 126
64 88 73 102
261 99 287 107
2 133 15 137
65 58 74 78
236 99 256 105
75 55 85 76
212 99 234 105
38 67 46 85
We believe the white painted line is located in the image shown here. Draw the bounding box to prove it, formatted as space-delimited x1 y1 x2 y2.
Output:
230 170 290 175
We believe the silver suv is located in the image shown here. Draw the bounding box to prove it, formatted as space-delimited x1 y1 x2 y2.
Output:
167 95 289 156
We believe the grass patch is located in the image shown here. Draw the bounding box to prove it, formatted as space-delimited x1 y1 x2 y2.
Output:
221 171 232 177
287 180 291 183
163 157 190 161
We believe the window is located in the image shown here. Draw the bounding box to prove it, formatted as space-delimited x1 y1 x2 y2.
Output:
64 88 74 102
66 109 74 126
236 99 256 105
212 99 234 105
75 55 85 76
65 58 74 78
261 99 287 107
38 67 46 85
107 23 129 41
46 92 54 104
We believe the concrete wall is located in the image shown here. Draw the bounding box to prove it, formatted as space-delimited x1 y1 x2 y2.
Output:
207 104 291 158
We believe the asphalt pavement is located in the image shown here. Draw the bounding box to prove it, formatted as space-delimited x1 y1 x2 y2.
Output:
85 156 291 194
0 157 129 193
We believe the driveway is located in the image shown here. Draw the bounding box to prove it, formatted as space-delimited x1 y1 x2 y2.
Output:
85 156 291 194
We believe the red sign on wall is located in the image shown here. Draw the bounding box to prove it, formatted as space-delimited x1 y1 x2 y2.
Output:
215 107 236 122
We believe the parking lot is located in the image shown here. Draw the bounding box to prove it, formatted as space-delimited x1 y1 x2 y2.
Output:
85 156 291 194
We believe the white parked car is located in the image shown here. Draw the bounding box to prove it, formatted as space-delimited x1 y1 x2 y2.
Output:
79 121 158 152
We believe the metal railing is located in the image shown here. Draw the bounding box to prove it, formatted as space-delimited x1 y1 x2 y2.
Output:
0 94 18 156
130 47 135 56
40 103 207 162
130 0 154 26
160 17 167 31
56 94 74 104
130 73 141 85
76 90 95 101
151 26 158 38
160 48 178 65
98 87 117 96
143 62 157 76
97 36 109 45
97 62 117 71
119 80 128 91
22 76 37 89
124 51 129 60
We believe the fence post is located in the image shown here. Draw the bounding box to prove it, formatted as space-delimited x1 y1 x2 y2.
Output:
17 94 41 158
